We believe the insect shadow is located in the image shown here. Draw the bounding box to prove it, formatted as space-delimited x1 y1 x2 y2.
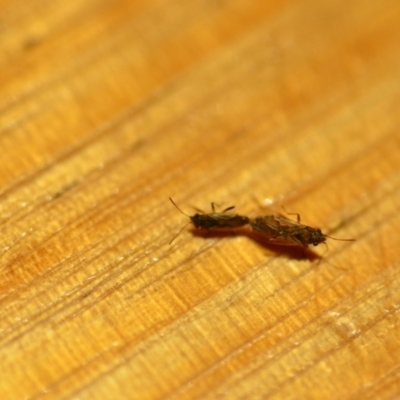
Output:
247 228 323 261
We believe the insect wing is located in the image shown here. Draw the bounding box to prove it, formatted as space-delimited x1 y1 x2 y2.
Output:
250 216 308 247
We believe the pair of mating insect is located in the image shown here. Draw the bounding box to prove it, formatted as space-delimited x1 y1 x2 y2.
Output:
169 198 354 248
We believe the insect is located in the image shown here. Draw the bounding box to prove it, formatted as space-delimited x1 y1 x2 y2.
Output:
169 197 250 243
250 212 354 248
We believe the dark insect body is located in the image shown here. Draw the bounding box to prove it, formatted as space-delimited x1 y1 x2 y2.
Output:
169 197 250 244
250 213 354 248
189 207 250 230
169 197 249 230
169 198 354 248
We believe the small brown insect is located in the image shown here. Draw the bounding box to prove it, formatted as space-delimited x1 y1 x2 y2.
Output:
250 212 354 248
169 197 250 243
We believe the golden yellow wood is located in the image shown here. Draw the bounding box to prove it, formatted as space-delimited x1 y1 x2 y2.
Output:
1 0 400 398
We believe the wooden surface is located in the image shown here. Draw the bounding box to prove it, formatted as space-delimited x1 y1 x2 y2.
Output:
1 0 400 399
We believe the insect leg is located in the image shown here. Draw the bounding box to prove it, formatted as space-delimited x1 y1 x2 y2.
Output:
282 206 301 223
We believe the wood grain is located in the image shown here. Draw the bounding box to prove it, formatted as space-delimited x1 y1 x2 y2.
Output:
1 0 400 399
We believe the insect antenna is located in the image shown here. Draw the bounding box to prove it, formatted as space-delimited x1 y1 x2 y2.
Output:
169 221 191 244
324 234 355 242
169 197 192 244
169 197 190 217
